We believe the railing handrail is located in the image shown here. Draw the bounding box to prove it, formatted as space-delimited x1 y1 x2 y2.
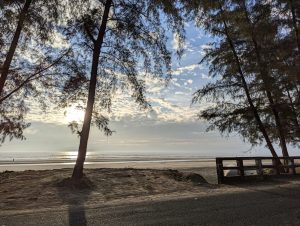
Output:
216 156 300 160
215 156 300 184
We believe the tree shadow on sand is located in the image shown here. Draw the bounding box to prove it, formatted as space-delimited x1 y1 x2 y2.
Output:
56 176 94 226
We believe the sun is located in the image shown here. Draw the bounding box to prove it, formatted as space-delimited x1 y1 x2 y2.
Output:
65 106 85 123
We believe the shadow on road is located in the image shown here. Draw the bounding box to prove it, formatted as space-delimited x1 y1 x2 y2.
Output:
56 177 93 226
1 176 300 226
225 176 300 200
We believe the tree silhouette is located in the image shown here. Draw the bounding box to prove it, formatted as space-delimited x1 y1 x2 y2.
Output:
60 0 184 180
187 0 299 156
0 0 69 142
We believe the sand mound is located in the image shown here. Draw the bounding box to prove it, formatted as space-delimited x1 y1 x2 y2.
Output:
0 168 212 212
55 176 95 190
185 173 207 184
164 169 207 184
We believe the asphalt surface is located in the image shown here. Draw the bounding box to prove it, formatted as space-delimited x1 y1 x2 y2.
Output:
1 182 300 226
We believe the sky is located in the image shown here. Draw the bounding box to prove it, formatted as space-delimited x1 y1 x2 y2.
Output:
1 21 290 161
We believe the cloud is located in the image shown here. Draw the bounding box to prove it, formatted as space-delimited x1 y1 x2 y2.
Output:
25 67 209 125
174 91 185 95
24 127 38 135
50 31 69 49
201 44 211 50
201 73 211 80
172 64 202 76
171 32 185 51
25 24 215 127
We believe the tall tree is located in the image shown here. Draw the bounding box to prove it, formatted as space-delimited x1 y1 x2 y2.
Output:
0 0 62 96
276 0 300 140
237 0 289 157
0 0 69 142
61 0 184 180
187 1 279 158
187 0 299 156
0 0 31 96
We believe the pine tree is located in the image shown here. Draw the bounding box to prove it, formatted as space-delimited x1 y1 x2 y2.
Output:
0 0 69 142
59 0 184 180
187 0 299 156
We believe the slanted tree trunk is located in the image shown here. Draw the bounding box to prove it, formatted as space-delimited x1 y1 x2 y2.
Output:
288 0 300 86
0 0 32 97
289 0 300 85
241 0 289 158
289 0 300 53
286 88 300 136
218 3 279 159
72 0 112 180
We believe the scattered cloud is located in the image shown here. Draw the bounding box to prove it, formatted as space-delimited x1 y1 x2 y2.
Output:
201 73 211 80
50 31 70 49
25 25 214 127
24 127 38 135
171 32 185 51
172 64 202 76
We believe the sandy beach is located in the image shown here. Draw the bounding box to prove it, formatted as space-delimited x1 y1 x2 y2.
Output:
0 168 211 213
0 160 218 213
0 160 299 212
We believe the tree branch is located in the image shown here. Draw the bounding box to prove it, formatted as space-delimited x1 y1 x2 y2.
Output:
0 50 70 103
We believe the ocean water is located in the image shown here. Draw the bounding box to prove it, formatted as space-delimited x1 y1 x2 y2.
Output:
0 150 228 163
0 147 286 163
1 121 298 163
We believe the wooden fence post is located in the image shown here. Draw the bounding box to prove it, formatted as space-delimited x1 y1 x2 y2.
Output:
272 158 280 175
291 158 296 175
255 159 263 179
236 159 244 180
216 158 224 184
216 156 300 183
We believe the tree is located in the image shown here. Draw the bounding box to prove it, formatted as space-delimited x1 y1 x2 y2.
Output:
275 0 300 140
187 0 299 157
188 1 279 158
0 0 31 96
0 0 69 142
60 0 184 180
237 0 289 157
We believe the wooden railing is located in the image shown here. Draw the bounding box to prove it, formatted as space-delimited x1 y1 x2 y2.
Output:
216 156 300 184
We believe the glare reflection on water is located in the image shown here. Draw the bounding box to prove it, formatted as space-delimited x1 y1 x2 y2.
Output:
60 151 78 160
59 151 98 160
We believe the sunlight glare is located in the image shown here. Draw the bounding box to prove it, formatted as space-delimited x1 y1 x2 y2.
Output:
65 106 85 123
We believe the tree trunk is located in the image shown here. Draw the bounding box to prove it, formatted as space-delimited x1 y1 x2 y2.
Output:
0 0 32 97
289 0 300 84
288 0 300 86
241 1 289 158
218 3 279 158
72 0 112 180
289 0 300 53
286 88 300 137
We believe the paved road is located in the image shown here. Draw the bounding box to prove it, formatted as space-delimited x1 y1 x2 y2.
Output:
1 184 300 226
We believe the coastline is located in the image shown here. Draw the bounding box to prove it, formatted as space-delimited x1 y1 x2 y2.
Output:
0 158 216 172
